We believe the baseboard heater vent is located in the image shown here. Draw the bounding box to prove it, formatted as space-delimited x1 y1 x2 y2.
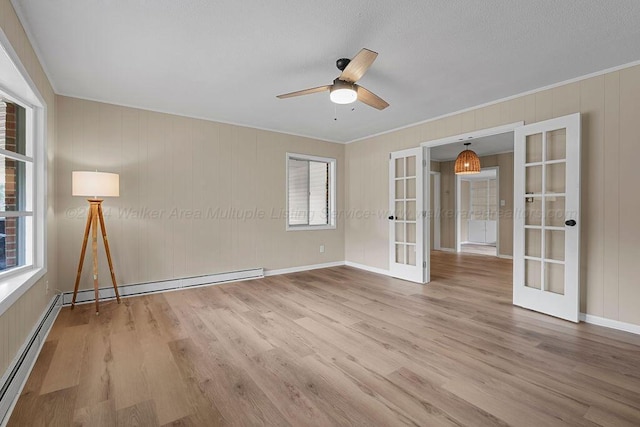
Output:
0 294 62 425
62 268 265 306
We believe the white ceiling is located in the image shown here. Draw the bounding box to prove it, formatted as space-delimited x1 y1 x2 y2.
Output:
430 132 514 161
12 0 640 143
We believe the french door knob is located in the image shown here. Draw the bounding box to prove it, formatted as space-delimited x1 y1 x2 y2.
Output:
565 219 577 227
388 216 395 220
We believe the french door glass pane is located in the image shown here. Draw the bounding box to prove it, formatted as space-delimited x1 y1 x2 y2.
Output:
407 246 416 266
546 162 566 194
525 229 541 258
406 222 416 244
396 244 405 264
406 178 416 199
395 222 405 243
546 129 566 161
546 197 566 227
545 263 565 295
395 158 404 178
525 165 542 194
395 179 404 199
525 259 541 289
406 156 416 176
395 201 405 220
526 133 543 163
525 197 542 226
545 230 565 261
406 201 416 220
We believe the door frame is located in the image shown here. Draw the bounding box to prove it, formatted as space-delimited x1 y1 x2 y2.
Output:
420 121 523 283
430 171 441 251
455 166 499 254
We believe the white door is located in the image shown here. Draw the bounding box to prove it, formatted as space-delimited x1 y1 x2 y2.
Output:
513 113 581 322
389 147 424 283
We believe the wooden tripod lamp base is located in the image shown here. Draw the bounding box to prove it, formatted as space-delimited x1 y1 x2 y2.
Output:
71 171 121 314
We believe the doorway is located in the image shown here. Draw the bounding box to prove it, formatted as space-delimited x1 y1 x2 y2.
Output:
427 127 516 260
457 167 498 257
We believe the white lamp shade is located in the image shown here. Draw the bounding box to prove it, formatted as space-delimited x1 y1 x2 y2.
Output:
72 171 120 198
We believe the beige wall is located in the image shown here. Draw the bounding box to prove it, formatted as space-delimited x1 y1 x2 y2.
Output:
0 0 57 376
345 64 640 327
435 152 514 255
56 96 344 293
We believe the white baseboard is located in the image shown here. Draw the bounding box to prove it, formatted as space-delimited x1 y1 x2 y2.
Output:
580 313 640 336
1 294 62 426
63 268 264 306
497 254 513 260
435 248 456 253
344 261 392 277
264 261 345 276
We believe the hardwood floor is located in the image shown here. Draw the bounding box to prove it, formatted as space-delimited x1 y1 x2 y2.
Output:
9 252 640 426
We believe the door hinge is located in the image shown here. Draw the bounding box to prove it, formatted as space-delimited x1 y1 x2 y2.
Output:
389 153 392 160
423 159 427 167
423 261 426 268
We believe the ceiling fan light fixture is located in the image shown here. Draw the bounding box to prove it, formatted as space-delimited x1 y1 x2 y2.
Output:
455 142 481 174
329 80 357 104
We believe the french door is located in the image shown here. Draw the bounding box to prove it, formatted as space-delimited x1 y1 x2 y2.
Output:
513 113 581 322
389 147 424 283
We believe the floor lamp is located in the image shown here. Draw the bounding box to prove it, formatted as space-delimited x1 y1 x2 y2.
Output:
71 171 121 314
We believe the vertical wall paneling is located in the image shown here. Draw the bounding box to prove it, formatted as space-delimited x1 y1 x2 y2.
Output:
603 72 620 320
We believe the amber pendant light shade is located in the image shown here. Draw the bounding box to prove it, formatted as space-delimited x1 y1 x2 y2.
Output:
454 142 481 174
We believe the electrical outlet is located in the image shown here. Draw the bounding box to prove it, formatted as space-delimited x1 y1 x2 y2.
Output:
45 280 49 294
320 244 325 253
500 199 506 207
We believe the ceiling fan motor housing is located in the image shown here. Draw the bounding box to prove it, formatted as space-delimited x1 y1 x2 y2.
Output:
336 58 351 71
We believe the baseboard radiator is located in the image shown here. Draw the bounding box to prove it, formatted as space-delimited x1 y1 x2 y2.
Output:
0 294 62 425
62 268 265 306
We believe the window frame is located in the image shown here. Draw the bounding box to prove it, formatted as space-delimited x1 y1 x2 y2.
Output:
0 35 48 316
285 152 336 231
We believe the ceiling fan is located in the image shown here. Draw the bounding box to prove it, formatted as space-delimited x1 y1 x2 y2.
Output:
276 48 389 110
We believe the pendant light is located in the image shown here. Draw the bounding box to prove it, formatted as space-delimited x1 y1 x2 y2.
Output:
454 142 481 174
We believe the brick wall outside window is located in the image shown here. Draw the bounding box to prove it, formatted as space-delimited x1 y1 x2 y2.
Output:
0 101 18 269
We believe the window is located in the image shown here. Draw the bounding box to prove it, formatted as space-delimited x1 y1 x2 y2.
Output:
0 100 32 272
286 153 336 230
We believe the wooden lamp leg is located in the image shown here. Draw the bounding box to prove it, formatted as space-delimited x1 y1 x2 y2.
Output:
97 203 121 304
91 203 100 314
71 204 93 309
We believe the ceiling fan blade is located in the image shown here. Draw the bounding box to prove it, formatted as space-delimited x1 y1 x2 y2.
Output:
356 85 389 110
339 48 378 83
276 85 331 99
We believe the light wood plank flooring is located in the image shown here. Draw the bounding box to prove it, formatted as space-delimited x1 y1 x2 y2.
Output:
9 252 640 426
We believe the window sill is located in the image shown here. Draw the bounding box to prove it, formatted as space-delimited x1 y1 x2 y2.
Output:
286 225 337 232
0 267 46 317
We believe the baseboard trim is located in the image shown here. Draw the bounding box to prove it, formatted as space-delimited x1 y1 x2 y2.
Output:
497 254 513 260
264 261 345 276
62 268 264 306
580 313 640 336
436 248 456 253
344 261 392 277
0 294 62 426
